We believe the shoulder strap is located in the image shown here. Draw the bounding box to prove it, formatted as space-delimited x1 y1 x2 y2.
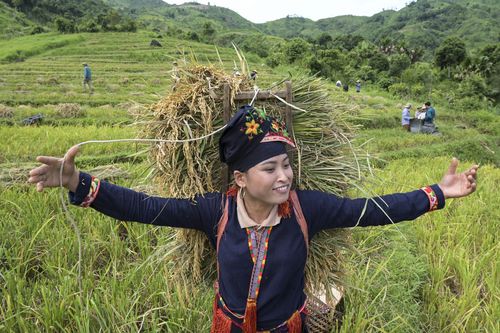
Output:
290 190 309 253
216 190 309 253
216 195 230 253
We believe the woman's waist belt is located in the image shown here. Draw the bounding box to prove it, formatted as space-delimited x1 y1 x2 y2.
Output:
216 293 306 332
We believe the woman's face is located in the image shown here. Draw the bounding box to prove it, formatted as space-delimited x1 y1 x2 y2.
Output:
236 153 293 207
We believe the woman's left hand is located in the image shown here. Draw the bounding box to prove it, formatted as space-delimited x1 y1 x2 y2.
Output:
438 158 479 199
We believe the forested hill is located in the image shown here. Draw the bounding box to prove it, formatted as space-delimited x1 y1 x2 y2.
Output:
1 0 498 53
101 0 260 32
0 0 137 36
103 0 499 52
259 0 500 51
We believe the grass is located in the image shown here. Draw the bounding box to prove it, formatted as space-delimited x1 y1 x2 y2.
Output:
344 158 500 332
0 33 83 63
0 30 498 332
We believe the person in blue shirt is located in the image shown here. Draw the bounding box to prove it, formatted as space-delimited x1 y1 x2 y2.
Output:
82 63 93 94
355 80 361 93
401 103 412 131
28 105 478 332
424 101 435 124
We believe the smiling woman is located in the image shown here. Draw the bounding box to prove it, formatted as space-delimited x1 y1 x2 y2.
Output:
28 105 478 332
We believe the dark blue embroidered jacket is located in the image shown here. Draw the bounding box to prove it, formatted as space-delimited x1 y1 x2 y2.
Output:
70 172 445 330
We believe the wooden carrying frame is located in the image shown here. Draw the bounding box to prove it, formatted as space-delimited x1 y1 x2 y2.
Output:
220 81 293 191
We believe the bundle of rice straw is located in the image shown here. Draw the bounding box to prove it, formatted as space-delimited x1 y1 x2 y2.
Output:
138 59 367 307
55 103 85 118
0 104 14 118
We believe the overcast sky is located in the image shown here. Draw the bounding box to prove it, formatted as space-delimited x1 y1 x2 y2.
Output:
163 0 411 23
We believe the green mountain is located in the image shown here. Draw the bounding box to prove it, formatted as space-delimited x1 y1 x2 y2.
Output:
1 0 113 23
259 0 499 51
2 0 498 54
101 0 260 32
102 0 498 53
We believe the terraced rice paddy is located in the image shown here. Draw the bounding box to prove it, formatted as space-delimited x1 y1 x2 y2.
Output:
0 31 498 332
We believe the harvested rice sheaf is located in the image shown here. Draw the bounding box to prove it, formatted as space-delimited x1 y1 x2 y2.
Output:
138 61 367 307
0 104 14 118
55 103 85 118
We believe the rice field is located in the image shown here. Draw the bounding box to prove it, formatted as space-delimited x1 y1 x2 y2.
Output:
0 31 498 332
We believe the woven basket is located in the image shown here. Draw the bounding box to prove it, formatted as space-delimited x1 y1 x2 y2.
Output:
305 286 344 332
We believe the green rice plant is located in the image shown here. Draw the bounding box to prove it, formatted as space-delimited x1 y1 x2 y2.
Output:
340 157 499 332
0 125 140 163
0 33 83 63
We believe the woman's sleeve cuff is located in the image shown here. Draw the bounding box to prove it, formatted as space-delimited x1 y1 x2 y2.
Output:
68 172 101 207
420 184 445 212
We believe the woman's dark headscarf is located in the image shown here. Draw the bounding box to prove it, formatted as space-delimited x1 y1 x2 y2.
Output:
219 105 295 172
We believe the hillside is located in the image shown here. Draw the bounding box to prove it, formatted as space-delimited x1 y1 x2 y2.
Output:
260 0 500 52
0 1 35 38
101 0 260 33
2 0 498 54
1 0 113 23
104 0 500 54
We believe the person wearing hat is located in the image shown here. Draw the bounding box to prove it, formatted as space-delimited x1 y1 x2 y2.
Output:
415 104 427 120
28 105 479 332
250 70 258 81
402 103 412 131
171 61 180 91
82 63 93 94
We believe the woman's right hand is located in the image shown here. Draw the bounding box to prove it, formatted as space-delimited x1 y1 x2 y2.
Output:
28 145 80 192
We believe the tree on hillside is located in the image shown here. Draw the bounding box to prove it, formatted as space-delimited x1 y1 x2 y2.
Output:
284 38 311 64
435 37 467 77
472 44 500 103
333 34 364 51
55 16 76 33
389 53 411 77
316 33 332 48
369 52 390 72
202 22 216 40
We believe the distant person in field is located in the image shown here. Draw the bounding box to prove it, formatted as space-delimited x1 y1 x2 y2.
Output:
422 101 439 134
402 103 411 131
355 80 361 93
28 105 479 332
415 105 427 120
250 70 258 81
343 83 349 92
171 61 180 91
233 67 241 77
336 80 342 88
424 101 436 124
82 63 93 94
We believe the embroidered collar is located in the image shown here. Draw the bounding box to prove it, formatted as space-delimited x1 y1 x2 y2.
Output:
226 186 293 228
236 188 281 229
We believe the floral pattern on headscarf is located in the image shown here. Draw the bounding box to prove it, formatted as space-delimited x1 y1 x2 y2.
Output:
240 107 270 140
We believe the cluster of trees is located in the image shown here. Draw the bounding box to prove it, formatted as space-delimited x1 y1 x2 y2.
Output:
155 20 498 108
70 11 137 33
252 33 498 108
1 0 137 33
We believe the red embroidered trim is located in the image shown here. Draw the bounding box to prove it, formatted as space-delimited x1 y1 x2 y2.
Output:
246 227 272 299
261 132 296 147
81 176 100 208
421 186 438 211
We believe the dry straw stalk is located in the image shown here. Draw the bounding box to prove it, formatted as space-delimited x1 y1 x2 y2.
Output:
137 59 367 309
